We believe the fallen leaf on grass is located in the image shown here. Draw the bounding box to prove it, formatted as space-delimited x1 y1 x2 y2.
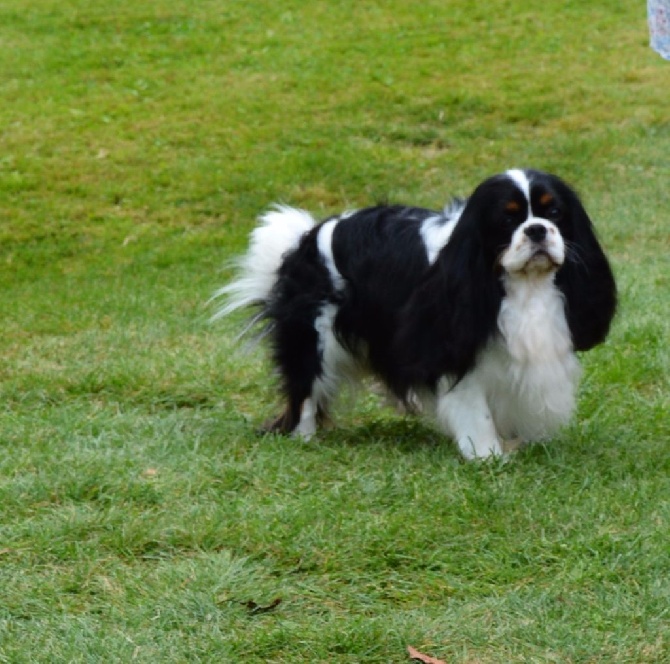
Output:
407 645 447 664
243 597 282 615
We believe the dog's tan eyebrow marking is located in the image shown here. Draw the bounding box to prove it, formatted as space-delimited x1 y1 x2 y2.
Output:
539 192 554 206
505 200 521 213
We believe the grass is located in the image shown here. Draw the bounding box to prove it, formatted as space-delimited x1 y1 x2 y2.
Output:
0 0 669 661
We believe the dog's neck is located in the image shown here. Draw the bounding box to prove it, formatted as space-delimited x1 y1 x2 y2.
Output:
498 272 572 365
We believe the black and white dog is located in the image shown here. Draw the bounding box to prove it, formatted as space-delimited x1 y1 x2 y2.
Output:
214 169 616 459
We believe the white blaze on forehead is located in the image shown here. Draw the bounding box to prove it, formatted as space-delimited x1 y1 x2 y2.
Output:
506 169 531 204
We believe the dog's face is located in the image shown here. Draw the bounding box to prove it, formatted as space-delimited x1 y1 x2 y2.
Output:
465 169 587 278
498 170 567 275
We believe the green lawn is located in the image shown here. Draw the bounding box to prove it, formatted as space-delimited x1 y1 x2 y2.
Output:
1 1 668 662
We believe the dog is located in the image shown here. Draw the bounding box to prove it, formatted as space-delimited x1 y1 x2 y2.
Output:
214 169 616 459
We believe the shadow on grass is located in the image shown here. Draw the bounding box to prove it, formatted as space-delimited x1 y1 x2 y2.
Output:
317 415 445 453
249 412 628 474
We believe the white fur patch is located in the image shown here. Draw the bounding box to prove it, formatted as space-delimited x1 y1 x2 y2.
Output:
420 212 460 264
316 219 345 290
490 276 580 440
295 397 317 439
311 303 361 408
506 168 531 204
211 205 315 319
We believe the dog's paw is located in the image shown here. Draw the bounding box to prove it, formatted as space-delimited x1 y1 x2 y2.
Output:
457 436 504 461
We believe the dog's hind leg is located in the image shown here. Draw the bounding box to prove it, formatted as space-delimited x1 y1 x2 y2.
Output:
258 302 326 438
262 303 349 439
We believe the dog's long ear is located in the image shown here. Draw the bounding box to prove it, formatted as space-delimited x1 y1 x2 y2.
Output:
391 206 503 394
554 188 617 351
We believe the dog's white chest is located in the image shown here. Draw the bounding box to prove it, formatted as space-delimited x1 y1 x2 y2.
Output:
485 279 581 439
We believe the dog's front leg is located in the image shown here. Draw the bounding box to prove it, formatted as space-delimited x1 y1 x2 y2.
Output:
436 375 503 460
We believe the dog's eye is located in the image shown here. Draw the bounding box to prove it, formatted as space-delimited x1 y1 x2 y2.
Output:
546 206 562 221
502 201 523 225
503 209 521 225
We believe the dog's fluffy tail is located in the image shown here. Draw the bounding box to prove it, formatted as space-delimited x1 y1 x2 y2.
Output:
211 205 316 321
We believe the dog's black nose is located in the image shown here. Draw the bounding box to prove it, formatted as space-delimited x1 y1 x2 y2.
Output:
524 224 547 243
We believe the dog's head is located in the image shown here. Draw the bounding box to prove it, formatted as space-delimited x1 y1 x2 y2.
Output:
396 169 617 389
456 169 617 349
457 170 582 273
